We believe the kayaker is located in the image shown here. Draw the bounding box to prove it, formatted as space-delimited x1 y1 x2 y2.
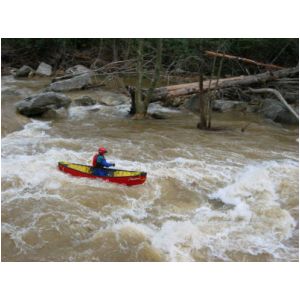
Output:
92 147 115 176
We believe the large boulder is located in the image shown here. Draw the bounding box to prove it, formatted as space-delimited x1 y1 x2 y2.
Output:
15 65 34 78
16 92 71 117
65 65 92 76
260 98 298 124
48 73 94 92
36 62 52 76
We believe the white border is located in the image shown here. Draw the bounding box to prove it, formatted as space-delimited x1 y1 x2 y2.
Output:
1 1 299 300
0 263 299 300
0 0 299 37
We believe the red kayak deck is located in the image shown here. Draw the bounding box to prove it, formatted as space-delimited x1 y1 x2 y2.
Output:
58 162 147 186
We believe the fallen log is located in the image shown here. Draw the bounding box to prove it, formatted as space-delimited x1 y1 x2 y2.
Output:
150 67 298 102
205 50 284 70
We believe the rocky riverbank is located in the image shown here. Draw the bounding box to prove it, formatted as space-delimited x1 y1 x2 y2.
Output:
5 63 300 127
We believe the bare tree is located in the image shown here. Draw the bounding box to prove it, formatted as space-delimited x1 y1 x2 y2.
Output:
197 74 208 129
132 39 145 119
197 51 224 130
112 39 118 62
131 38 163 119
146 39 163 107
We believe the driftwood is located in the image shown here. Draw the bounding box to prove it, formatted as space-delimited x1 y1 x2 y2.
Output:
150 67 298 102
249 88 299 120
205 50 284 70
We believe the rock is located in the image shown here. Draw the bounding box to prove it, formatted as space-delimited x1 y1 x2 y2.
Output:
246 105 259 113
212 100 247 112
65 65 92 76
48 73 94 92
164 97 185 107
260 98 285 120
73 96 97 106
150 112 168 119
185 95 248 113
275 109 298 124
184 94 200 112
98 91 129 106
28 71 35 78
15 65 34 78
36 62 52 76
16 92 71 117
54 68 65 77
260 98 298 124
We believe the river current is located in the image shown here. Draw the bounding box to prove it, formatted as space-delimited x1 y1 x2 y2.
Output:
1 75 299 261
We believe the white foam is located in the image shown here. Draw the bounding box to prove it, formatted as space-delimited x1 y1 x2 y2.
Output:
148 102 181 114
210 160 298 206
68 103 131 120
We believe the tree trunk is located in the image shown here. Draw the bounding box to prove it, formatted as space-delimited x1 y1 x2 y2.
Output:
112 39 118 62
197 74 207 129
131 39 163 119
150 67 298 102
146 39 163 105
133 39 146 118
124 39 132 61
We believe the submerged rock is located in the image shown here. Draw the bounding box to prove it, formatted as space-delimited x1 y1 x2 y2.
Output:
15 65 34 78
16 92 71 117
73 96 97 106
36 62 52 76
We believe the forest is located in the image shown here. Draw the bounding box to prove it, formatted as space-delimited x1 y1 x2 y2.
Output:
2 38 299 75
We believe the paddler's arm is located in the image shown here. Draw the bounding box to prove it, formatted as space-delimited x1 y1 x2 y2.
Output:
99 157 115 167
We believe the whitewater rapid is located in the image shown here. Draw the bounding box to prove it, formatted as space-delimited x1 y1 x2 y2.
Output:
1 77 299 261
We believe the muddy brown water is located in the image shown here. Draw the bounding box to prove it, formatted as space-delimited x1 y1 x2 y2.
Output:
1 75 299 261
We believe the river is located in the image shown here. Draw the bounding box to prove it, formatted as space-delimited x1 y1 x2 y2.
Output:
1 75 299 261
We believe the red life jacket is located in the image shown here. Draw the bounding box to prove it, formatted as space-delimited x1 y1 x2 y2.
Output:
92 153 98 167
